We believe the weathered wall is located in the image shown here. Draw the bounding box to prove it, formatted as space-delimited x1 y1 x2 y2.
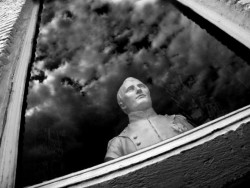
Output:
0 0 26 138
85 122 250 188
0 0 25 53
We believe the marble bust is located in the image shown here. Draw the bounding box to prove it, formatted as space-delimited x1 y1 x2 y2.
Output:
105 77 193 161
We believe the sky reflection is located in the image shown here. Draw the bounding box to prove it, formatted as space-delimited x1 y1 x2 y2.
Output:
21 0 250 186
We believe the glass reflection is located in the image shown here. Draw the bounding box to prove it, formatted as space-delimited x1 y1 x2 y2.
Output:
21 0 250 186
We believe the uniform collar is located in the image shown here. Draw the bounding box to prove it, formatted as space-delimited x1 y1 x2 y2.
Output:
128 108 157 123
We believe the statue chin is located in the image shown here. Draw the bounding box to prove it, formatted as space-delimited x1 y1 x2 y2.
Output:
132 100 152 112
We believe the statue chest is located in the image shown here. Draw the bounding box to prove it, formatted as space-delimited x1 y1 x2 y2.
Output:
121 115 180 150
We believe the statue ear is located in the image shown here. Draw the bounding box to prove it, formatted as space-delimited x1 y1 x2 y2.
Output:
119 101 126 111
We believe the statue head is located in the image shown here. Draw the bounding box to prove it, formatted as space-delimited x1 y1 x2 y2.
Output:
117 77 152 114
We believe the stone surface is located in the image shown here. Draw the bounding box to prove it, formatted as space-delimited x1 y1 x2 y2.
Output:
0 0 25 55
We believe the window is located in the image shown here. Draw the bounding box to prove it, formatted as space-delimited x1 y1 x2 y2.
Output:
1 0 249 187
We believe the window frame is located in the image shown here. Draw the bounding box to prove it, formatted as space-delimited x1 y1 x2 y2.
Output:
0 0 250 187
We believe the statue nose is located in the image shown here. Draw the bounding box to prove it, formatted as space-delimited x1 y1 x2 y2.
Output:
136 87 142 94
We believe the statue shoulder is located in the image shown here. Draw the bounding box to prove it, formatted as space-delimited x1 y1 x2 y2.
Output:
107 136 122 148
165 114 194 132
108 128 129 145
105 136 124 160
164 114 187 121
164 114 178 124
119 126 131 137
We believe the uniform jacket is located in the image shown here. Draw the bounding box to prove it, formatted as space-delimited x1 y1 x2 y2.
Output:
105 108 193 160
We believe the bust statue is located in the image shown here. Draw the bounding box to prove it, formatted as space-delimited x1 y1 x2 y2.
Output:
105 77 193 161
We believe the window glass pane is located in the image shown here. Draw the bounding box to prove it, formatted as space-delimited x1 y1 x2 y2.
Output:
20 0 250 186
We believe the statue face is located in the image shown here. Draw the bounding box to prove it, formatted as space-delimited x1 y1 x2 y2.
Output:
120 78 152 113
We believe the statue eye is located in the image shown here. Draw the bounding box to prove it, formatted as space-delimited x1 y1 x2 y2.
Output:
126 86 134 93
138 84 146 88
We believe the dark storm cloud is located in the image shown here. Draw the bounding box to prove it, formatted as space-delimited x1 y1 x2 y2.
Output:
22 0 250 185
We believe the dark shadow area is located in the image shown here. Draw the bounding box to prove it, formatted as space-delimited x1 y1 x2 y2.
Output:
223 171 250 188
